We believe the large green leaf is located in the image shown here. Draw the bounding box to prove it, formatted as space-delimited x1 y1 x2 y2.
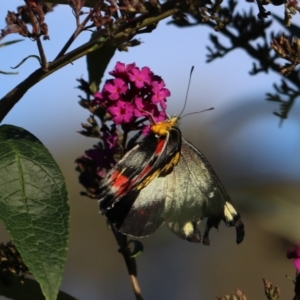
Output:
0 125 70 300
0 276 78 300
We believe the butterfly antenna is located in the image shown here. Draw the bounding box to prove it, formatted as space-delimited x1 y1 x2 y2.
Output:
138 108 155 124
179 66 194 117
181 107 214 119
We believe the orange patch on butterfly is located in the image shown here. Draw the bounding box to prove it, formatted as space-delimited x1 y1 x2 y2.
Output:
136 151 181 191
112 170 129 190
135 118 181 191
151 117 178 136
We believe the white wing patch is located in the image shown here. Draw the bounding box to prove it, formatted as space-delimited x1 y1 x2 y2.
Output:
224 201 238 222
183 222 194 236
208 191 214 198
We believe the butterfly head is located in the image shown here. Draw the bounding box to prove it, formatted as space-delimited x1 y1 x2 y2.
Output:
150 116 179 136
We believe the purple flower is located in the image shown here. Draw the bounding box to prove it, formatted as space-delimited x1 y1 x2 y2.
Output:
287 246 300 271
101 125 119 149
151 80 170 110
76 147 115 191
133 97 162 120
128 66 152 88
77 62 172 199
95 62 170 129
107 100 134 124
92 91 104 105
152 108 167 123
85 148 106 167
109 62 136 78
134 97 167 135
103 78 128 100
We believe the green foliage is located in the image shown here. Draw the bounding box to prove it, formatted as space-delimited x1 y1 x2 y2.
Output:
87 33 117 93
0 125 70 300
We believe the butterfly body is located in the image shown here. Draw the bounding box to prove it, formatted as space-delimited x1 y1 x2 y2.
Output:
98 117 244 245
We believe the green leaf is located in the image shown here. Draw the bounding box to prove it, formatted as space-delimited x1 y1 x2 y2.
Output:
0 40 23 48
0 276 78 300
87 33 117 93
11 55 42 69
0 125 70 300
0 70 18 75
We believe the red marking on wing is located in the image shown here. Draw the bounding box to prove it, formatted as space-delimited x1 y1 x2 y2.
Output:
109 138 168 198
154 138 166 155
136 139 167 181
137 164 152 179
111 171 130 196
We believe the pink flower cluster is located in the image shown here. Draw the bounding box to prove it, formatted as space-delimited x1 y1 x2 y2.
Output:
287 246 300 272
76 62 171 197
93 62 170 129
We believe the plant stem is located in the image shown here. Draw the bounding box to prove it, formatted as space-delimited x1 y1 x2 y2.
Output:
111 226 143 300
55 0 104 59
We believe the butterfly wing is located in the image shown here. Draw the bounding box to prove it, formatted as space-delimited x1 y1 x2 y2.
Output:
105 176 168 237
104 130 244 245
164 138 244 244
99 126 181 212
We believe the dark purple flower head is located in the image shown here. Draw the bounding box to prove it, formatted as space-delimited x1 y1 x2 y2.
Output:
287 246 300 271
76 146 116 194
101 124 119 150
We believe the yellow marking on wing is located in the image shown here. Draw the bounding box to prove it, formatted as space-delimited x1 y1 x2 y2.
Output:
172 151 181 165
136 169 161 190
135 117 180 190
135 151 181 190
162 151 181 173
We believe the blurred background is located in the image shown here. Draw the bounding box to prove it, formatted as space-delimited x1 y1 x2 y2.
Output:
1 1 300 299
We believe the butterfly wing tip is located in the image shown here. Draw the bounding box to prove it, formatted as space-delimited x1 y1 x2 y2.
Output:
235 218 245 244
186 233 202 243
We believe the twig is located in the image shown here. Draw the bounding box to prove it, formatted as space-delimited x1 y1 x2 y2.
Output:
203 20 300 89
110 226 143 300
36 37 48 70
25 0 48 69
55 0 104 59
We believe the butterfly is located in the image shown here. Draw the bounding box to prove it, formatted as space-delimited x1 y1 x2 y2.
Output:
98 117 244 245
